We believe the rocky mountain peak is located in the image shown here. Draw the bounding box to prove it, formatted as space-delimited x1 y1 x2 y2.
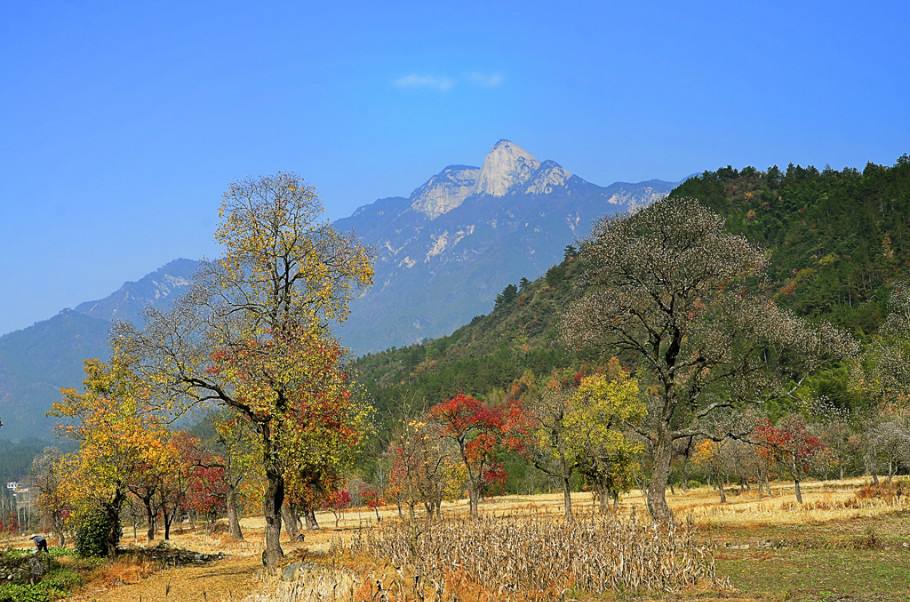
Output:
475 140 541 197
525 160 572 194
409 141 574 218
409 164 480 219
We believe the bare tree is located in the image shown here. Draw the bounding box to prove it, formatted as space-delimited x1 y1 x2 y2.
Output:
562 197 855 522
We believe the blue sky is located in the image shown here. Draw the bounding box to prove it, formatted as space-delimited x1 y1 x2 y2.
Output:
1 1 908 334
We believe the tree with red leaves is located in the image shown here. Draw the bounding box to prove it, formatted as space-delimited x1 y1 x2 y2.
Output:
324 489 351 528
429 394 521 517
359 485 383 522
184 456 229 533
754 414 824 503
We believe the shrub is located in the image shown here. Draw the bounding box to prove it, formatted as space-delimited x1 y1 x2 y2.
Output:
74 506 120 557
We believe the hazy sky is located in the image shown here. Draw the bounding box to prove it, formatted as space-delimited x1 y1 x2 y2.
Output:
1 1 908 335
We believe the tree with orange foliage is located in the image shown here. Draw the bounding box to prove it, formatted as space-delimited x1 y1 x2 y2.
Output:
177 434 229 534
323 488 351 528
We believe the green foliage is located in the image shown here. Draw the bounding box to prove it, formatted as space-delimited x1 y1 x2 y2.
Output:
0 568 82 602
46 548 75 559
74 506 119 557
353 253 595 438
671 157 910 336
355 157 910 456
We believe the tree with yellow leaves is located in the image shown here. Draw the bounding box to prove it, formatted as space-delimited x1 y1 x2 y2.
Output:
118 173 373 569
565 367 646 515
519 358 645 519
50 352 171 556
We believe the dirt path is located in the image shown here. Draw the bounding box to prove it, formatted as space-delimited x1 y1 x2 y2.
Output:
70 555 262 602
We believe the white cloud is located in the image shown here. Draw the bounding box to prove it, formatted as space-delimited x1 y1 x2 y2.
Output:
392 74 456 91
467 72 504 88
392 71 505 91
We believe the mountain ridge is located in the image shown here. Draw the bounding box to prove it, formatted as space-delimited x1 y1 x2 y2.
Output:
352 157 910 440
0 140 675 438
333 140 676 352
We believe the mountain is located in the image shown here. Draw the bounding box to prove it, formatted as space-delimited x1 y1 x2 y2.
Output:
0 259 201 438
334 140 675 353
352 156 910 434
0 141 673 438
73 258 201 325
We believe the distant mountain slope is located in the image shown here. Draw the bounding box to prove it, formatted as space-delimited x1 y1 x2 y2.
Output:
334 140 675 353
0 259 201 438
352 157 910 428
0 141 675 437
73 258 201 325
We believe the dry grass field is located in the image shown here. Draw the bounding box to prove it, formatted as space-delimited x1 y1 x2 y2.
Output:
4 477 908 601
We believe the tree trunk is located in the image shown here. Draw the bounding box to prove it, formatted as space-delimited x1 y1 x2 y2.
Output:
105 489 125 557
282 504 300 540
227 490 244 540
562 476 573 520
54 514 66 547
143 497 156 542
374 507 381 522
793 479 803 504
163 507 175 541
597 485 609 515
717 481 727 504
262 462 285 570
646 429 674 523
304 507 319 530
468 486 480 517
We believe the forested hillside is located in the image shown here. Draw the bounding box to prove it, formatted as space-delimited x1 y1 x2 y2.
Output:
676 158 910 334
353 157 910 430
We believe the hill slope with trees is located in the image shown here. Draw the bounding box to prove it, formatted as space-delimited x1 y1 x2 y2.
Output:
352 156 910 430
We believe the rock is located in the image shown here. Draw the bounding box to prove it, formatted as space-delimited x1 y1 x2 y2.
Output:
281 562 316 582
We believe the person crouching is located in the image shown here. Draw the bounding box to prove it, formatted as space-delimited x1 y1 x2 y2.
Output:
29 534 49 554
